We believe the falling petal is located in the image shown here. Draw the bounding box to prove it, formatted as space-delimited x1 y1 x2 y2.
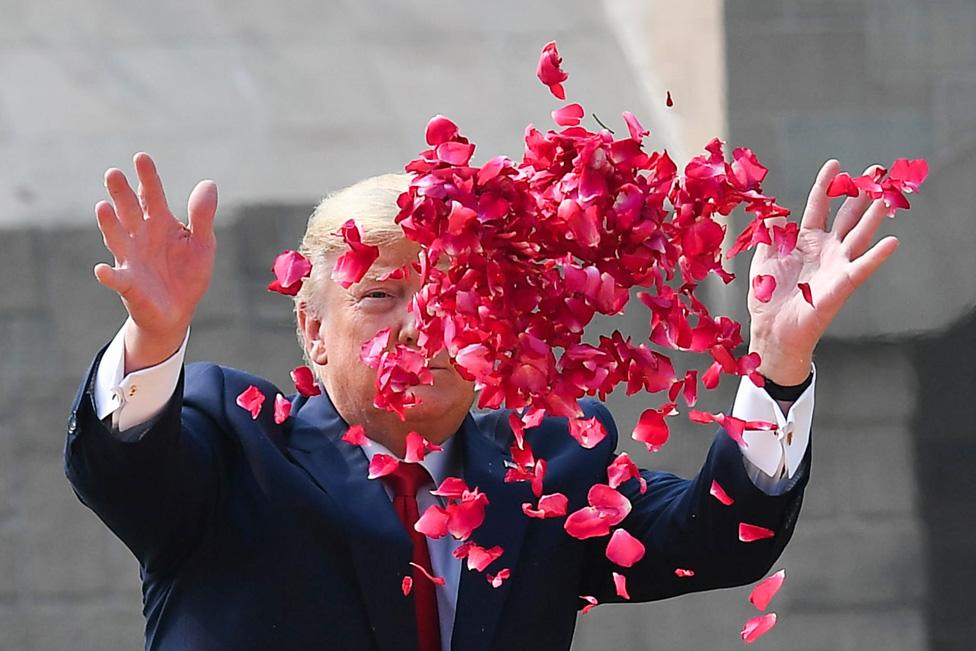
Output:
537 41 569 99
666 90 674 107
749 569 785 611
826 172 860 197
798 282 814 307
367 453 399 480
605 528 646 568
290 365 321 397
740 613 777 644
341 424 368 446
709 480 734 506
739 522 776 543
579 595 599 614
487 568 511 588
267 250 312 296
612 572 630 600
752 275 776 303
273 393 291 424
401 576 413 596
552 103 585 127
409 562 446 586
674 568 696 578
236 385 265 420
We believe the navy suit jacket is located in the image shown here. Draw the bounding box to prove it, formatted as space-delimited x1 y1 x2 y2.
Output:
65 343 809 651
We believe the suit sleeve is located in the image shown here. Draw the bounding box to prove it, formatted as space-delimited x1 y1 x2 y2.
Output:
64 341 230 575
579 402 810 604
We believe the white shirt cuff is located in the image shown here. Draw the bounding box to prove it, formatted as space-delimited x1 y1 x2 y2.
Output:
94 323 190 433
731 364 815 480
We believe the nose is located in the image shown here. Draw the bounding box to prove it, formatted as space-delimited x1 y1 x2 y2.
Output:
397 309 420 347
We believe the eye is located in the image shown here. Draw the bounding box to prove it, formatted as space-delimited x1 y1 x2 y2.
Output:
362 289 393 300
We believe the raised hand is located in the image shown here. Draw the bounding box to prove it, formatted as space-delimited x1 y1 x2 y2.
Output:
747 160 899 385
93 153 218 373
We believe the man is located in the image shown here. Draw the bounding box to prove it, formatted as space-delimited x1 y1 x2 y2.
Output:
65 152 897 650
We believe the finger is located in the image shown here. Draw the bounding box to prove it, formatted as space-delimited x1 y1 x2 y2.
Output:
842 198 888 259
799 159 842 232
93 263 133 296
831 165 881 239
133 152 171 219
848 236 899 288
187 180 218 240
104 168 144 234
94 201 130 261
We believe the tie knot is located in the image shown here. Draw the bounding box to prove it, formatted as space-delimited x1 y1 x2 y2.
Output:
383 462 433 498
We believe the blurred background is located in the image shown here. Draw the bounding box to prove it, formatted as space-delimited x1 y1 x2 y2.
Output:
1 1 974 649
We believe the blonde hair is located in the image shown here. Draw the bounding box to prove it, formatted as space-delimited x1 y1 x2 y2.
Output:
293 173 411 361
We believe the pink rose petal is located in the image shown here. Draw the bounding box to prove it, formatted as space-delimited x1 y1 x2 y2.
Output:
740 613 777 644
622 111 649 142
739 522 776 543
709 479 734 506
267 250 312 296
367 453 399 480
521 492 569 519
612 572 630 600
552 103 584 127
236 385 265 419
826 172 859 197
674 568 696 578
568 416 608 449
632 405 673 453
752 275 776 303
487 568 511 588
425 114 459 146
341 424 368 446
415 505 451 539
273 393 291 424
332 219 380 289
749 569 785 611
409 562 446 586
536 40 568 99
401 576 413 596
605 528 646 568
579 595 599 614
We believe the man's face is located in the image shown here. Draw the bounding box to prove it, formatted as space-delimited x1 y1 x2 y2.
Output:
300 238 476 444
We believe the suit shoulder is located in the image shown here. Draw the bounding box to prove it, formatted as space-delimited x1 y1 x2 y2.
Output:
184 362 284 414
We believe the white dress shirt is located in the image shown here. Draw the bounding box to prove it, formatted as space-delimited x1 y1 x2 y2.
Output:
92 323 814 651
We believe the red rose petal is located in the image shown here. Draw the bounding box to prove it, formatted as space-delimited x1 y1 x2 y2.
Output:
568 416 608 449
709 479 734 506
273 393 291 424
632 405 673 453
401 576 413 596
425 114 459 146
536 41 568 99
826 172 859 197
752 275 776 303
612 572 630 600
674 568 695 578
341 423 368 446
521 492 569 519
367 453 399 480
579 595 599 614
749 569 785 611
666 90 673 107
267 250 312 296
236 385 265 419
739 522 776 542
487 568 511 588
290 365 321 397
622 111 649 142
740 613 777 644
798 282 814 307
332 219 380 289
605 528 646 568
415 505 451 539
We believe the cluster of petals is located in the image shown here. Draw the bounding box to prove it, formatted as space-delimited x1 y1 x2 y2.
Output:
826 160 928 216
606 453 647 493
454 542 504 572
564 484 632 540
415 477 489 541
236 385 265 419
360 328 434 420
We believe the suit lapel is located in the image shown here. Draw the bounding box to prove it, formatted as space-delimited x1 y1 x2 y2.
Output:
451 413 533 651
286 393 418 651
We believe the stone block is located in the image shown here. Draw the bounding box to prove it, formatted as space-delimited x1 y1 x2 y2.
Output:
779 515 926 608
0 229 44 312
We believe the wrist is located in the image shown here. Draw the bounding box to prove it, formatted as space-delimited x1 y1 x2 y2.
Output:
123 317 189 374
748 337 813 386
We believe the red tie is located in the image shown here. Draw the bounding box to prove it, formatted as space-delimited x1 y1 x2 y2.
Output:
383 463 442 651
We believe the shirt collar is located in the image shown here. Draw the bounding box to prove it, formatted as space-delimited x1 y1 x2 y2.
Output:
359 434 459 487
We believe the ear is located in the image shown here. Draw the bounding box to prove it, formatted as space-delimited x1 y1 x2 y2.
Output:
297 301 328 366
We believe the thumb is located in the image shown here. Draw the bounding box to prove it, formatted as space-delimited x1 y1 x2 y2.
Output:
94 263 132 296
187 180 218 240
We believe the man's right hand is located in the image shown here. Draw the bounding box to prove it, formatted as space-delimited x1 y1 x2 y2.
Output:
93 152 217 374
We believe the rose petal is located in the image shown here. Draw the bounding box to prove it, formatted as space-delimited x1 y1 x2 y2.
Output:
622 111 649 142
236 385 265 420
552 103 585 127
341 424 368 446
605 528 646 567
749 569 785 611
569 416 608 449
267 250 312 296
666 90 673 107
332 219 380 289
487 568 511 588
826 172 860 197
521 492 569 519
425 114 459 146
632 405 672 453
739 522 776 542
752 275 776 303
367 453 399 480
674 568 695 578
415 505 451 539
401 576 413 596
536 41 568 99
740 613 777 644
290 365 321 397
709 479 734 506
612 572 630 600
579 595 599 614
273 393 291 424
409 561 446 586
798 282 814 307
